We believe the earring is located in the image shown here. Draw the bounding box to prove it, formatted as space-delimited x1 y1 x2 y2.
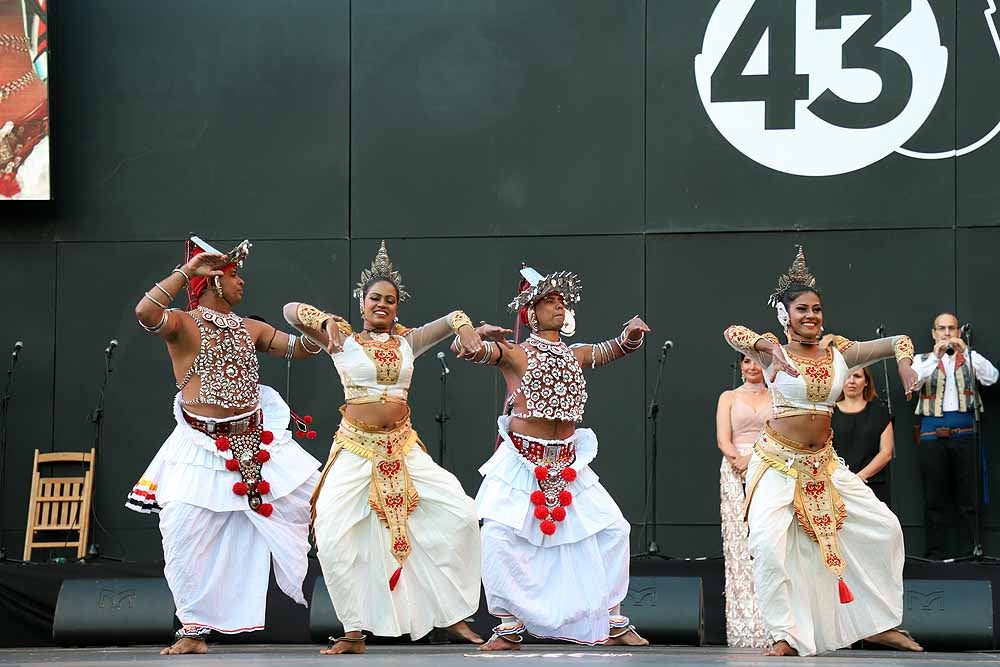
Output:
213 276 224 299
527 307 539 332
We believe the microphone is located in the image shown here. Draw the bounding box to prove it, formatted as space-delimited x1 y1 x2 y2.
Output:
12 341 23 359
658 340 673 360
436 351 450 375
960 323 972 337
875 325 885 337
105 339 119 358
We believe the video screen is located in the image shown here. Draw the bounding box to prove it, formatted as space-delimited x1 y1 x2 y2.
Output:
0 0 48 200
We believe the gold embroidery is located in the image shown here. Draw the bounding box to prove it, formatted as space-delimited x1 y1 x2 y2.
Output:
894 336 915 362
725 325 764 352
831 335 854 352
786 348 835 403
355 334 403 384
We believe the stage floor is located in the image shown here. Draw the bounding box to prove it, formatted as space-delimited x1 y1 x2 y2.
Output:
0 645 997 667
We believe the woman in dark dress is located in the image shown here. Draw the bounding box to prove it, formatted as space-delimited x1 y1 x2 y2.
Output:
832 367 894 505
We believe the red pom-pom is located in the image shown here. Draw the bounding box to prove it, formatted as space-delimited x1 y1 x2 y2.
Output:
838 577 854 604
225 458 240 472
256 450 271 463
534 466 549 481
534 506 549 520
551 506 567 521
215 436 230 451
561 467 577 482
256 503 274 518
530 490 546 506
306 430 317 440
539 520 557 535
303 415 313 425
260 430 274 445
232 481 248 496
559 490 573 506
256 480 271 495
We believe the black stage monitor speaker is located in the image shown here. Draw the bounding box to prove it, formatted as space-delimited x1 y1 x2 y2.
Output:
52 578 176 645
309 576 344 643
899 579 993 651
622 575 703 646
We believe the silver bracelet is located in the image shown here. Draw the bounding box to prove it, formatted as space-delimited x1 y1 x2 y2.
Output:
153 282 174 302
300 335 322 354
172 266 191 286
285 335 297 360
143 291 169 309
475 341 495 364
138 310 168 334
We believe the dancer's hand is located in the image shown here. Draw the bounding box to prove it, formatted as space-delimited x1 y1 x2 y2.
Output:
818 334 835 350
622 316 651 341
476 323 514 349
323 315 349 354
899 362 919 400
455 324 483 357
184 252 228 277
765 343 799 382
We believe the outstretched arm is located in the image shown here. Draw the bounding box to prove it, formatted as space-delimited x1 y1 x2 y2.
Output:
572 316 650 369
833 335 918 396
723 325 800 381
404 310 482 358
246 318 324 360
134 252 227 341
451 323 519 369
283 302 352 354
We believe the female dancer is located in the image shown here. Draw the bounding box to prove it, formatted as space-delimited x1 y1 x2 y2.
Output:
723 246 922 656
715 354 769 648
832 368 893 505
283 241 484 654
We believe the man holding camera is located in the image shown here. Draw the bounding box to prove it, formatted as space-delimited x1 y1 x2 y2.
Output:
911 313 998 559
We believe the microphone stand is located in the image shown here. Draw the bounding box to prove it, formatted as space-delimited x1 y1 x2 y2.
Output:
947 326 998 562
633 343 671 560
435 363 449 467
84 345 125 562
876 326 896 514
0 344 26 563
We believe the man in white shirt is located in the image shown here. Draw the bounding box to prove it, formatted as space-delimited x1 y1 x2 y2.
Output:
911 313 999 559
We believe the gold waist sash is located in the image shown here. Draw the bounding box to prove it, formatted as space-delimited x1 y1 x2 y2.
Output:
744 423 847 580
311 407 422 588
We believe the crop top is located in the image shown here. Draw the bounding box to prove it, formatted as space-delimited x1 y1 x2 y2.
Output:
724 325 914 418
510 334 588 422
177 307 261 410
331 314 461 405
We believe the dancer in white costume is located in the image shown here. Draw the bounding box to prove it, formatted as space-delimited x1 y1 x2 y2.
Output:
283 241 485 655
723 246 923 657
128 236 322 655
453 267 650 650
716 354 769 648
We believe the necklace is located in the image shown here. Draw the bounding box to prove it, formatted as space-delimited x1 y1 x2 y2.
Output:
199 305 242 329
364 329 391 343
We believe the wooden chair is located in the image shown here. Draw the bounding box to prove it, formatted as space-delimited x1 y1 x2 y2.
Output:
23 449 96 561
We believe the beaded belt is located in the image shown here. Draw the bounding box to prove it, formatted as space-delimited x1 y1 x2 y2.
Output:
182 408 262 436
511 433 578 537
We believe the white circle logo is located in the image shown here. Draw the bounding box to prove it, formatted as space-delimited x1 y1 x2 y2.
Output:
694 0 948 176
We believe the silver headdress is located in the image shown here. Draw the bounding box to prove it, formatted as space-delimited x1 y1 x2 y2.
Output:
188 235 253 268
508 267 582 337
768 245 818 327
353 240 410 302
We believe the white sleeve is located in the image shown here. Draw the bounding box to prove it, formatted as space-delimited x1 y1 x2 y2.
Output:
910 353 938 388
970 351 999 386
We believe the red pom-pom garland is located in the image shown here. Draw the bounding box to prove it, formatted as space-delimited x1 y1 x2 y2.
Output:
534 505 549 520
534 465 549 480
225 458 240 472
260 430 274 445
530 490 546 506
256 480 271 495
306 430 317 440
559 490 573 506
561 467 577 482
303 415 313 425
256 503 274 518
540 520 557 535
215 436 230 451
256 450 271 463
551 506 567 522
233 481 248 496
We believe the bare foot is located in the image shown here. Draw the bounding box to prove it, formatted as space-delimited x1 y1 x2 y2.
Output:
866 629 924 652
604 628 649 646
478 634 521 652
159 638 207 655
445 620 484 644
320 631 367 655
763 640 798 656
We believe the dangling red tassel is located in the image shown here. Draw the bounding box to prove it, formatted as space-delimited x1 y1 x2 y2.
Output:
838 577 854 604
389 566 402 591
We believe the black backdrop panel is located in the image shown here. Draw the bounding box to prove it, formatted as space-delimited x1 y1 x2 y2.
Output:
48 0 349 242
957 228 1000 536
350 0 644 238
645 230 955 554
347 237 647 532
646 0 956 232
47 240 347 562
0 244 56 558
955 0 1000 227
